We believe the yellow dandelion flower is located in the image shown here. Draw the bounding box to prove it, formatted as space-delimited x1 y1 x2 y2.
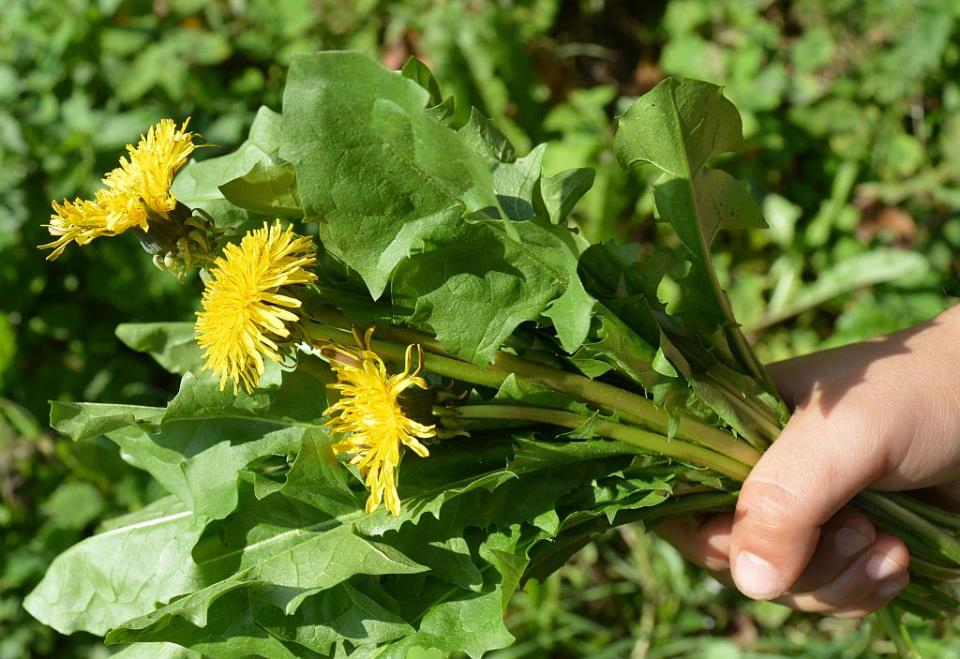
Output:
43 197 114 260
101 118 197 225
195 221 317 394
322 327 437 516
40 118 198 259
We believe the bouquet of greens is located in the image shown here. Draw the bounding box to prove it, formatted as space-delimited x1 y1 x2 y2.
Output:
26 52 959 657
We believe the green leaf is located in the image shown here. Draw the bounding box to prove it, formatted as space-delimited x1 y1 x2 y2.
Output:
280 51 499 299
509 435 641 467
107 372 322 521
275 428 361 515
560 410 602 440
173 106 284 227
282 51 596 362
480 531 531 606
542 275 595 354
487 373 589 414
540 167 595 225
422 439 635 536
400 56 444 107
381 519 485 592
116 322 203 375
354 439 519 537
615 77 765 266
615 78 744 187
490 143 545 221
257 582 415 654
392 587 515 658
100 433 521 650
615 78 764 328
108 523 427 640
110 643 202 659
219 161 302 219
108 589 304 659
524 467 691 583
695 168 766 243
652 346 679 378
615 76 769 383
558 468 675 529
24 496 205 635
50 401 165 442
570 307 660 389
390 219 588 362
460 109 516 164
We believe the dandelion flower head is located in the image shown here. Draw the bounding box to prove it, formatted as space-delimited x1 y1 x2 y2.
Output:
323 328 437 516
42 118 197 259
196 221 317 394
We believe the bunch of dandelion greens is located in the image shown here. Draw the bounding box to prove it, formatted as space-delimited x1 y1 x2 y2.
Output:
25 52 957 658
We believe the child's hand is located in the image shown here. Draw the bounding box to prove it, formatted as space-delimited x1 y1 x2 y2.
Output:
658 305 960 617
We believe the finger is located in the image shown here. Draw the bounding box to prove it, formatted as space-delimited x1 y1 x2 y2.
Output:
831 572 910 619
765 345 873 410
766 354 835 409
729 412 887 600
789 508 875 593
656 513 733 571
778 532 909 613
765 358 813 409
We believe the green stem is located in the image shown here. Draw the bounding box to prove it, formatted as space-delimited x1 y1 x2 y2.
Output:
909 555 960 581
456 404 750 481
859 491 960 565
875 605 921 659
726 324 770 389
885 492 960 529
673 168 768 388
305 316 960 576
614 492 738 529
490 352 760 467
304 317 761 468
905 581 960 613
294 354 335 385
305 321 508 388
854 496 957 565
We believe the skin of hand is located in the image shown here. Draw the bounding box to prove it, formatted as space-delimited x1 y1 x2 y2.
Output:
657 304 960 617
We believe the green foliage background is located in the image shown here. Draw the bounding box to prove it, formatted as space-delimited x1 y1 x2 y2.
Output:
1 0 958 656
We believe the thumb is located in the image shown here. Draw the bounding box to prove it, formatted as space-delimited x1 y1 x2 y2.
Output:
729 410 886 600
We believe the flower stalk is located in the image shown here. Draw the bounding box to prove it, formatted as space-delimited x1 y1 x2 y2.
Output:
454 404 751 481
303 316 762 468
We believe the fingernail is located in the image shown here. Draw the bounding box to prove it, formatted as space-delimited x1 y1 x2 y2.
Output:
834 527 870 558
865 553 906 581
734 552 784 599
876 572 909 599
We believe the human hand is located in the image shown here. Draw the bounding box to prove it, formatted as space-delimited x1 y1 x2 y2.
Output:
658 305 960 617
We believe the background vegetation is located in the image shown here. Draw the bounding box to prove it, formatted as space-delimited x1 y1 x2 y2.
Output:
2 0 958 656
